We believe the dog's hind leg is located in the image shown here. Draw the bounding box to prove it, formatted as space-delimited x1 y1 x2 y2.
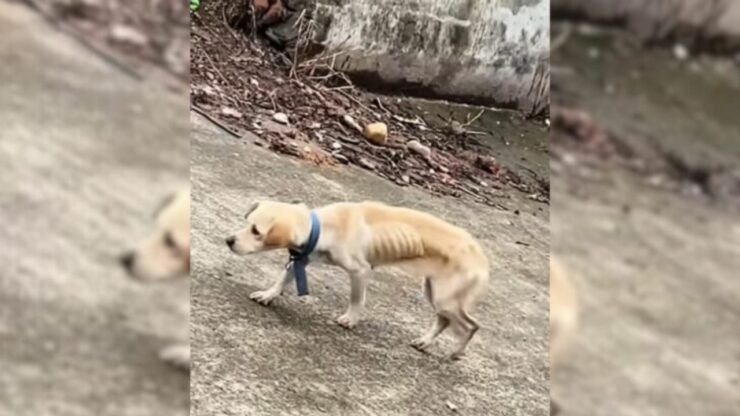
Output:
445 306 480 360
411 277 451 351
424 273 483 360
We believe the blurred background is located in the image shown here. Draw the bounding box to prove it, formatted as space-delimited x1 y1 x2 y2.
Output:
0 0 189 415
550 0 740 415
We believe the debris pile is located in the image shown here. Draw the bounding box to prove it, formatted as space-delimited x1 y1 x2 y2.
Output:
191 2 549 209
29 0 189 82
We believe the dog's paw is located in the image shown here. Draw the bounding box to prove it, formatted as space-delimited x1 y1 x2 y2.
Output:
335 313 358 329
159 345 190 371
410 338 432 352
249 290 277 306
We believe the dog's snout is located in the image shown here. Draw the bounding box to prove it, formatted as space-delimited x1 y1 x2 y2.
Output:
119 252 135 271
225 236 236 247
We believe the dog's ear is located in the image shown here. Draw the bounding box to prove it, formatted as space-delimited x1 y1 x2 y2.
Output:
152 192 176 219
263 222 295 249
244 202 260 219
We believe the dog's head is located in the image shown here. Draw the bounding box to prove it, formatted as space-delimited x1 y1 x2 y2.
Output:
226 200 309 255
120 189 191 281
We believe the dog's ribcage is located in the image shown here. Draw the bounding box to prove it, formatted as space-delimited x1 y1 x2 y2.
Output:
366 223 426 264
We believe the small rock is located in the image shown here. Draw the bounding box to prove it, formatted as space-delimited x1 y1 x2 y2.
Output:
449 120 465 135
109 24 148 46
307 122 321 129
221 107 243 119
673 43 689 61
331 142 342 150
250 78 260 87
358 158 376 170
341 114 363 133
439 165 449 173
446 401 458 412
364 122 388 145
262 119 292 134
273 112 289 125
333 153 349 164
407 140 431 159
545 119 550 127
401 175 410 184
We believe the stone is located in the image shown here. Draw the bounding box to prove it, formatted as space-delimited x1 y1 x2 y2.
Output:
341 114 363 133
673 44 689 61
407 140 431 159
221 107 243 119
273 112 289 124
364 122 388 145
109 24 148 46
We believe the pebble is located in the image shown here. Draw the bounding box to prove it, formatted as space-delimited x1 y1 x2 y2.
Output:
449 120 465 135
221 107 243 119
331 142 342 150
273 112 289 124
673 43 689 61
358 158 376 170
109 24 148 46
364 122 388 145
407 140 431 159
341 114 363 133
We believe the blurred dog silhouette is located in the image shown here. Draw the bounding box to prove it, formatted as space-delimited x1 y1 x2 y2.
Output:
120 189 191 370
550 256 578 414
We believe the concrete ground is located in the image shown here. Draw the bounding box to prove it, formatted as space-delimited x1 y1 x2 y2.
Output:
551 24 740 416
190 112 549 416
0 2 189 415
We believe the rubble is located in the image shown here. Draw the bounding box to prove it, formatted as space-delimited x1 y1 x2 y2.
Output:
191 1 549 210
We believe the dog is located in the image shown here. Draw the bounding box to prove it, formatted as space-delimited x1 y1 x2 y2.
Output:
550 256 579 414
225 200 490 360
120 189 191 370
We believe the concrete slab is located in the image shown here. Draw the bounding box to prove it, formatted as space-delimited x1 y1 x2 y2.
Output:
190 112 549 416
0 2 189 415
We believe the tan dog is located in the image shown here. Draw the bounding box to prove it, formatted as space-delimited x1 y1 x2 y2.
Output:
226 200 490 360
550 256 579 413
120 189 191 370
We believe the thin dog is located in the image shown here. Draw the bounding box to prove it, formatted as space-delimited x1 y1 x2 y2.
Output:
225 200 490 360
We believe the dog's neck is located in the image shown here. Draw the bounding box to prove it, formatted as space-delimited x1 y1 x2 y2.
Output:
292 209 317 249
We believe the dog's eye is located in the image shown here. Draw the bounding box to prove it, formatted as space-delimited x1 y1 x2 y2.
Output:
164 231 178 249
251 225 260 236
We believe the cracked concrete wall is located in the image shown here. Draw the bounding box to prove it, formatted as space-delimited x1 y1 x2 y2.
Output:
314 0 550 112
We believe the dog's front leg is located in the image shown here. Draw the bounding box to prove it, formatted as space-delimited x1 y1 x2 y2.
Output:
336 267 370 329
249 267 293 306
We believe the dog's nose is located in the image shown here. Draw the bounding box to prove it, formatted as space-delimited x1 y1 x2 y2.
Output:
225 236 236 247
119 252 135 271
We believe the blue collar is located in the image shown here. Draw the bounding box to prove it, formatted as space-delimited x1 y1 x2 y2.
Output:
287 211 320 296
